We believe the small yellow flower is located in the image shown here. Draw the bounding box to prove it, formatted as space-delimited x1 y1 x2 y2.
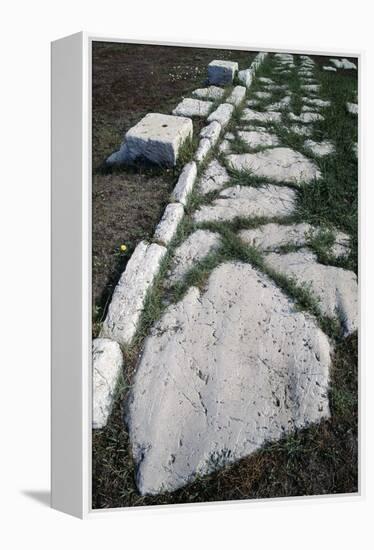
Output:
120 244 127 253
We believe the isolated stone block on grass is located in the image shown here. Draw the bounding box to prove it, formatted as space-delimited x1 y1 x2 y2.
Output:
208 60 238 85
107 113 192 167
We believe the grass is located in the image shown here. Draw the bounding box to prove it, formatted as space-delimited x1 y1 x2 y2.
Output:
92 51 358 509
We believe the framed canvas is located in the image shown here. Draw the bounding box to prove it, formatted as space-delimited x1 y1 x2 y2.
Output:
51 32 361 518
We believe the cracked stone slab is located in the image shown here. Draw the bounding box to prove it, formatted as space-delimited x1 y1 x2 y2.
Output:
173 97 213 117
198 159 230 195
227 147 321 185
289 112 324 123
101 241 167 346
166 230 222 285
171 161 197 205
154 203 184 245
264 249 358 335
192 86 225 101
193 184 296 223
107 113 193 167
207 103 234 128
208 60 238 85
237 130 279 149
200 120 222 146
226 85 247 106
241 108 282 123
304 139 335 157
93 338 124 429
126 261 331 495
239 223 350 258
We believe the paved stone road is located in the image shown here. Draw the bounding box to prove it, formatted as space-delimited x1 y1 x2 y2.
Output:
101 53 359 495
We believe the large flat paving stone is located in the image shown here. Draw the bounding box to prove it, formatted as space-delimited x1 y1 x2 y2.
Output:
237 130 279 149
227 147 321 185
107 113 193 167
173 97 213 117
198 159 230 195
92 338 124 429
304 139 335 157
167 230 222 285
264 249 358 335
101 241 167 346
126 262 331 495
241 108 282 123
192 86 225 100
193 185 296 223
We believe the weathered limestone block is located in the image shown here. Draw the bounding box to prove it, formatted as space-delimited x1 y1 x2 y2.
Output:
264 249 358 335
323 66 337 72
167 230 222 285
101 241 167 346
218 140 231 154
253 91 272 100
207 103 235 128
126 262 331 495
154 203 184 245
258 77 274 84
265 96 292 111
238 68 253 87
193 185 296 223
107 113 193 167
200 120 222 146
301 84 321 93
304 139 335 157
171 161 197 205
208 60 238 85
199 159 230 195
241 108 282 123
92 338 124 429
330 58 357 70
226 85 247 106
192 86 225 100
195 138 212 163
289 124 313 137
172 97 213 117
237 130 279 149
227 147 321 185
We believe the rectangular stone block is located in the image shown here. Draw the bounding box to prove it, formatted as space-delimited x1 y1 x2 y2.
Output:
100 241 167 346
154 203 184 245
107 113 193 167
171 161 197 205
207 60 238 85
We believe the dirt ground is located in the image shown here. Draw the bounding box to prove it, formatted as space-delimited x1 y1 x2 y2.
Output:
92 42 257 330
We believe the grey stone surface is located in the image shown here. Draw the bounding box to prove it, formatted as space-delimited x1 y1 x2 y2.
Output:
237 130 279 149
301 84 321 93
289 124 313 137
208 60 238 85
264 249 358 335
126 262 331 495
253 91 272 100
173 98 213 117
346 102 358 115
200 121 222 146
207 103 235 128
192 86 225 101
101 241 167 346
226 85 247 106
227 147 321 185
171 161 197 205
323 66 337 72
193 184 296 223
218 140 231 154
239 223 314 251
258 77 274 84
195 138 212 163
289 112 324 123
199 159 230 195
241 108 282 123
107 113 193 167
93 338 124 429
265 96 292 111
154 203 184 245
246 99 261 107
330 58 357 70
304 139 335 157
238 68 253 87
303 98 331 108
167 230 222 285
